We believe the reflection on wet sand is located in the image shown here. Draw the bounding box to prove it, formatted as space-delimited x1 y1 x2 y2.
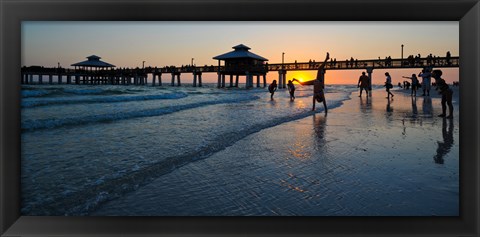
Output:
434 118 454 164
422 96 433 117
411 96 418 116
386 98 394 116
312 114 327 149
359 96 371 113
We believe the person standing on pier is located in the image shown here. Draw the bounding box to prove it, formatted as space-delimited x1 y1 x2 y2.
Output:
268 80 278 100
384 72 394 99
292 52 330 113
357 72 369 97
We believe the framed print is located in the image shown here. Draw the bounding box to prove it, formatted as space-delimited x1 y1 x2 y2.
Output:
1 0 479 236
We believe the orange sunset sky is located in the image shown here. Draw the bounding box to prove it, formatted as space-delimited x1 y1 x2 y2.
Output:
22 21 459 85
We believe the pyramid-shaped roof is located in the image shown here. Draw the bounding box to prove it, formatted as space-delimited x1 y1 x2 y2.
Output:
213 44 268 61
71 55 115 67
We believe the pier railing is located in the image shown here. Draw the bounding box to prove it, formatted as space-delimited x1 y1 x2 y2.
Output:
265 56 459 71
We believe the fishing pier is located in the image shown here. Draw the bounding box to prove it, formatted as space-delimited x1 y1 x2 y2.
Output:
21 44 460 89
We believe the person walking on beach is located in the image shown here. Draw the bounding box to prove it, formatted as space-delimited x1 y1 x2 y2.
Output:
268 80 278 100
287 80 296 101
419 68 432 96
432 69 454 118
384 72 394 99
403 74 419 96
357 72 369 97
292 52 330 113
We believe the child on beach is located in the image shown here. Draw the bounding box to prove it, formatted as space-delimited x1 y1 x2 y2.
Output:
268 80 278 100
287 80 295 101
419 68 432 96
292 52 330 113
402 74 419 96
357 72 369 97
384 72 394 99
432 69 454 118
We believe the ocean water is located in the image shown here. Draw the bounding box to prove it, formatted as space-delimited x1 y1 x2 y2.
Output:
91 86 459 216
21 83 359 216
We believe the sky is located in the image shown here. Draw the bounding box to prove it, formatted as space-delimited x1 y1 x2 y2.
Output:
22 21 459 84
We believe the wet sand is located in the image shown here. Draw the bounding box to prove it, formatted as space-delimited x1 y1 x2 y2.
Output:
93 86 459 216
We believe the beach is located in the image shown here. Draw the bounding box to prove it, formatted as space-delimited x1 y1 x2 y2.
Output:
90 86 459 216
20 83 459 216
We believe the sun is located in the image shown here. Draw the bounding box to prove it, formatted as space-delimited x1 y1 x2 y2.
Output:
289 72 315 84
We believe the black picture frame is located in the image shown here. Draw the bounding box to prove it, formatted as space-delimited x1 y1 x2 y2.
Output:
1 0 479 236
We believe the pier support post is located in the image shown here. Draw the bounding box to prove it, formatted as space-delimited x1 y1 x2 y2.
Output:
263 74 267 87
366 67 373 96
278 71 283 89
193 73 197 87
38 75 43 84
256 75 260 88
229 75 233 87
158 73 163 86
251 74 254 88
221 74 225 88
235 75 239 87
22 73 27 84
246 72 252 89
177 73 181 86
152 74 156 86
75 75 80 84
29 74 33 84
217 73 221 88
198 73 202 87
67 75 72 84
171 73 175 86
49 74 53 84
58 74 62 84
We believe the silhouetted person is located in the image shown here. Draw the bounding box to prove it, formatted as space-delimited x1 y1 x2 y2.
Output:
384 72 394 99
403 74 419 97
419 68 432 96
357 72 369 97
268 80 277 100
446 51 451 65
432 69 454 118
434 118 454 164
287 80 295 101
293 52 330 113
405 81 411 90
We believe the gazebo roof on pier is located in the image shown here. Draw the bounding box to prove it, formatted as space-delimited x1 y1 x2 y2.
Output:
213 44 268 61
71 55 116 68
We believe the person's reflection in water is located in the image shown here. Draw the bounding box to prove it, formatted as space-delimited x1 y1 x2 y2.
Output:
386 98 394 114
312 114 327 151
359 96 371 113
433 118 454 164
411 96 418 117
422 96 433 117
